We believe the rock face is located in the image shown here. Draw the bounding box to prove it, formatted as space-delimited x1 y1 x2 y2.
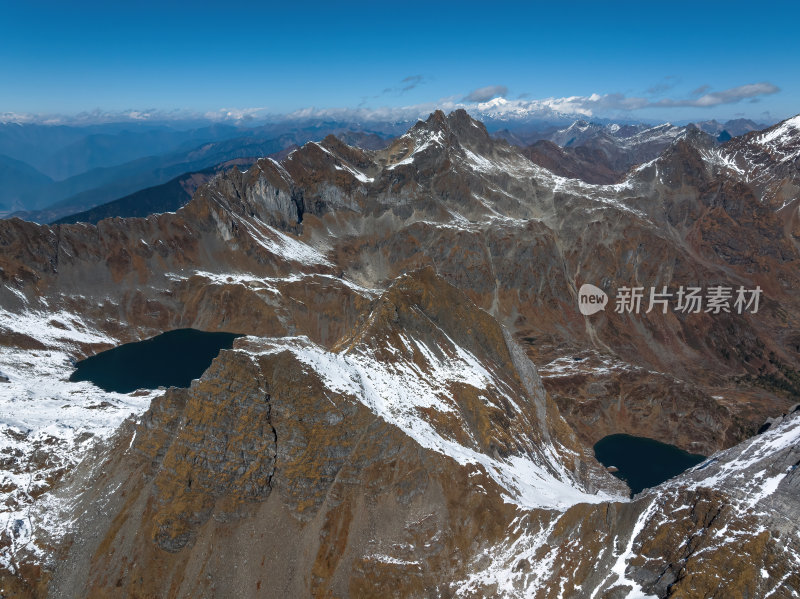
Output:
502 119 691 179
1 109 799 597
520 139 622 184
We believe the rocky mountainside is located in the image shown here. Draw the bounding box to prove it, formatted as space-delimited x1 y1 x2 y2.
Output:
505 118 772 186
519 140 623 184
718 115 800 210
503 120 699 183
0 109 798 597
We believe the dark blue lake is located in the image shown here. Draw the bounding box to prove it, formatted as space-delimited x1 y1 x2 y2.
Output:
69 329 242 393
593 434 706 496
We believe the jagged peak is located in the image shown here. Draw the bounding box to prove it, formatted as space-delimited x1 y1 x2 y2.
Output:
667 125 717 152
320 132 343 147
427 108 447 126
407 109 489 141
379 109 495 171
446 107 478 126
447 108 491 141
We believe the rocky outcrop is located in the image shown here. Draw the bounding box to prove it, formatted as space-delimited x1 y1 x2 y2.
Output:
521 139 623 184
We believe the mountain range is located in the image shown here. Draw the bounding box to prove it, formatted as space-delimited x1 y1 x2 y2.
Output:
0 109 798 597
1 115 765 224
0 122 397 219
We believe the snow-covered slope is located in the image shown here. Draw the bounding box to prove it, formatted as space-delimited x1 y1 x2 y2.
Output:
242 330 618 510
452 406 800 598
0 307 158 571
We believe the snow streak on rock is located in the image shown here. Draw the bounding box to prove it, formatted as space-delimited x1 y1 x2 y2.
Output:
244 334 619 510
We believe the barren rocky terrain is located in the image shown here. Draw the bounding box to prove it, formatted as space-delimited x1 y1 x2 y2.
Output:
0 110 798 597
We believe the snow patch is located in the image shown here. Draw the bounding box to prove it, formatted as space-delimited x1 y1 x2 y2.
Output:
244 334 618 511
0 307 157 571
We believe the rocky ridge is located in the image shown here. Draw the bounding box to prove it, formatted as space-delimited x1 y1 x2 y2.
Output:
0 109 799 597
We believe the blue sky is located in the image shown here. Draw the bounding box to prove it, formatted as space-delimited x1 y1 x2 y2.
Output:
1 0 797 124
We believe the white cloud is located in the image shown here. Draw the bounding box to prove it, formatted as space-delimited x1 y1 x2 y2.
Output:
655 82 780 107
463 85 508 103
0 107 270 126
202 107 269 122
0 82 781 126
259 82 784 124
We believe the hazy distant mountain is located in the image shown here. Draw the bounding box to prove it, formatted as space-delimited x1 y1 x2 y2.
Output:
13 135 299 222
0 154 53 212
489 124 564 147
693 118 765 140
53 158 267 225
52 170 206 226
40 124 243 180
0 122 96 172
6 124 396 219
0 122 231 179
